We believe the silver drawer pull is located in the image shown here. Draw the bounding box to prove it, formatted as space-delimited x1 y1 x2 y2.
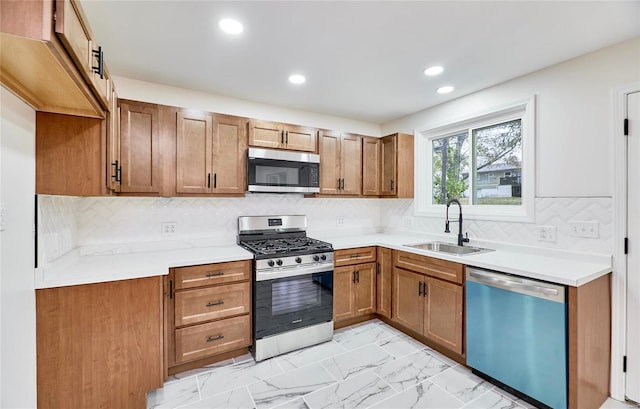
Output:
206 300 224 307
206 335 224 343
206 271 224 278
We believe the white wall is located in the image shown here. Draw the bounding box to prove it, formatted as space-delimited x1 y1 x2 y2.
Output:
0 86 37 408
382 37 640 198
114 76 382 137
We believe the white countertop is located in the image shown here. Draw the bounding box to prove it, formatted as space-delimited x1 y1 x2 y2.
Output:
36 232 612 289
35 244 253 289
318 232 612 287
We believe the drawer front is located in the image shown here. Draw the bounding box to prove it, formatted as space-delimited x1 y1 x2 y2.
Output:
175 315 251 364
175 282 251 327
174 260 251 290
334 247 377 267
394 250 464 284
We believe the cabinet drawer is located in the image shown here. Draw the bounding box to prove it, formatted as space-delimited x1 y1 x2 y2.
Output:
175 282 250 327
394 250 464 284
334 247 377 267
175 315 251 364
174 260 251 290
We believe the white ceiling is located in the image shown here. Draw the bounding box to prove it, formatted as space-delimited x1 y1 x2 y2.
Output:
80 1 640 124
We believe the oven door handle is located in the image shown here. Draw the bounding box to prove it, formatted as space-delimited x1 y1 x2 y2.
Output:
255 264 333 281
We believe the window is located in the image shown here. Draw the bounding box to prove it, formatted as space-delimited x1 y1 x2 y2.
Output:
415 97 535 222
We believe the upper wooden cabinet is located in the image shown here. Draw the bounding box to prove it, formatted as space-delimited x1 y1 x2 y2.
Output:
36 111 107 196
118 100 160 194
380 133 414 198
248 120 316 152
175 111 247 195
318 130 362 195
0 0 109 118
362 137 381 196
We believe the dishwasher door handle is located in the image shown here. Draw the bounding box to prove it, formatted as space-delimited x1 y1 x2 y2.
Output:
467 269 565 303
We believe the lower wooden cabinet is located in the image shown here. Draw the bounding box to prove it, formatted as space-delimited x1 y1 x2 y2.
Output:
165 260 252 374
35 277 164 409
333 262 376 322
376 247 392 318
392 252 464 356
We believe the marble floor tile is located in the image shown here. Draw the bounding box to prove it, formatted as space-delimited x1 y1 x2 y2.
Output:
492 389 540 409
199 358 283 399
320 343 394 381
147 377 201 409
304 371 396 409
248 363 336 409
272 398 310 409
374 321 406 337
180 386 255 409
371 380 464 409
333 323 397 350
376 334 426 358
431 366 493 403
276 340 347 372
600 398 640 409
462 390 524 409
375 349 451 392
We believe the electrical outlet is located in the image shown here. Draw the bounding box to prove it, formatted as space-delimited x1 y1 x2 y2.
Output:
569 221 599 238
161 222 177 236
336 216 344 226
0 203 6 232
537 226 557 242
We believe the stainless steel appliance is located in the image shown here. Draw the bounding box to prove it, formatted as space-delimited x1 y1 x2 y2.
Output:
238 215 333 361
466 267 568 409
247 148 320 193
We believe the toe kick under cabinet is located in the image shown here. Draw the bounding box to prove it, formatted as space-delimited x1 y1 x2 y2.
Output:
165 260 252 376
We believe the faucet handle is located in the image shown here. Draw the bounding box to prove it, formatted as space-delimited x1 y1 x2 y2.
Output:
462 232 470 243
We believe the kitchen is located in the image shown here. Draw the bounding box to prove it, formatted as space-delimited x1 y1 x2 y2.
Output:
1 1 639 409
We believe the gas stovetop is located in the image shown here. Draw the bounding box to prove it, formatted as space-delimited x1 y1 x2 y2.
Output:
239 237 333 258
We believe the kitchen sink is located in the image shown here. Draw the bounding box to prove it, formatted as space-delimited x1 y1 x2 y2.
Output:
403 241 494 256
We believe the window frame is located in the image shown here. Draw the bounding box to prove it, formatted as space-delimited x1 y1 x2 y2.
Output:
414 96 536 222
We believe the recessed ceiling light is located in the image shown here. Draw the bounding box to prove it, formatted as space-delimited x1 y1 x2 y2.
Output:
424 66 444 76
219 18 243 35
437 86 454 94
289 74 306 84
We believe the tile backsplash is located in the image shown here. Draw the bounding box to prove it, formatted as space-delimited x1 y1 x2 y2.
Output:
38 194 613 264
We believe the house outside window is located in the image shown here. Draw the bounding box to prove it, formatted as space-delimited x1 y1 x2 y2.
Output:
416 97 535 222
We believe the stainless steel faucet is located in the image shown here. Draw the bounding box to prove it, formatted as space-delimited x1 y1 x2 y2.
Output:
445 198 470 247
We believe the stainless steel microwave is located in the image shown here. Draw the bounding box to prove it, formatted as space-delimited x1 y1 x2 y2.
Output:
247 148 320 193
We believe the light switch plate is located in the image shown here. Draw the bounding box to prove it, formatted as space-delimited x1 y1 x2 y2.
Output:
569 221 599 238
537 225 557 242
161 222 177 236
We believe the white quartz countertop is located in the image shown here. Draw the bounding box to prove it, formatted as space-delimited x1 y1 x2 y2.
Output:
35 244 253 289
317 232 612 287
36 232 612 289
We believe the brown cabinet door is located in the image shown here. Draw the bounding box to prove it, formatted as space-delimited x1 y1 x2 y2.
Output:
376 248 392 318
362 137 381 196
340 133 362 195
394 250 464 284
424 277 463 355
318 130 342 195
334 247 377 267
212 114 247 194
392 267 424 334
381 134 397 196
173 260 251 290
54 0 92 80
119 100 160 193
174 282 251 327
354 262 376 316
176 111 213 194
248 120 282 149
284 125 317 152
107 84 120 192
333 265 355 321
175 315 251 364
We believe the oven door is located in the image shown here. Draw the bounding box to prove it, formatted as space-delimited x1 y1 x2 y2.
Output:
254 270 333 339
247 148 320 193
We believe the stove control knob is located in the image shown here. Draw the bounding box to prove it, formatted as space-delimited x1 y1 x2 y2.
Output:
320 254 327 261
276 259 283 266
295 257 302 264
267 260 275 267
313 255 320 262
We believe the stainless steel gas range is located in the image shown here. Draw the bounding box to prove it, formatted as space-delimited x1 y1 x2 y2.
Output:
237 215 334 362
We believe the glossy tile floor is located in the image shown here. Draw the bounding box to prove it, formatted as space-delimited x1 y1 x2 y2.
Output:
148 319 639 409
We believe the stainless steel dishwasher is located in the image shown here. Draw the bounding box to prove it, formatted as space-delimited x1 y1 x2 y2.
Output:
466 267 568 409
